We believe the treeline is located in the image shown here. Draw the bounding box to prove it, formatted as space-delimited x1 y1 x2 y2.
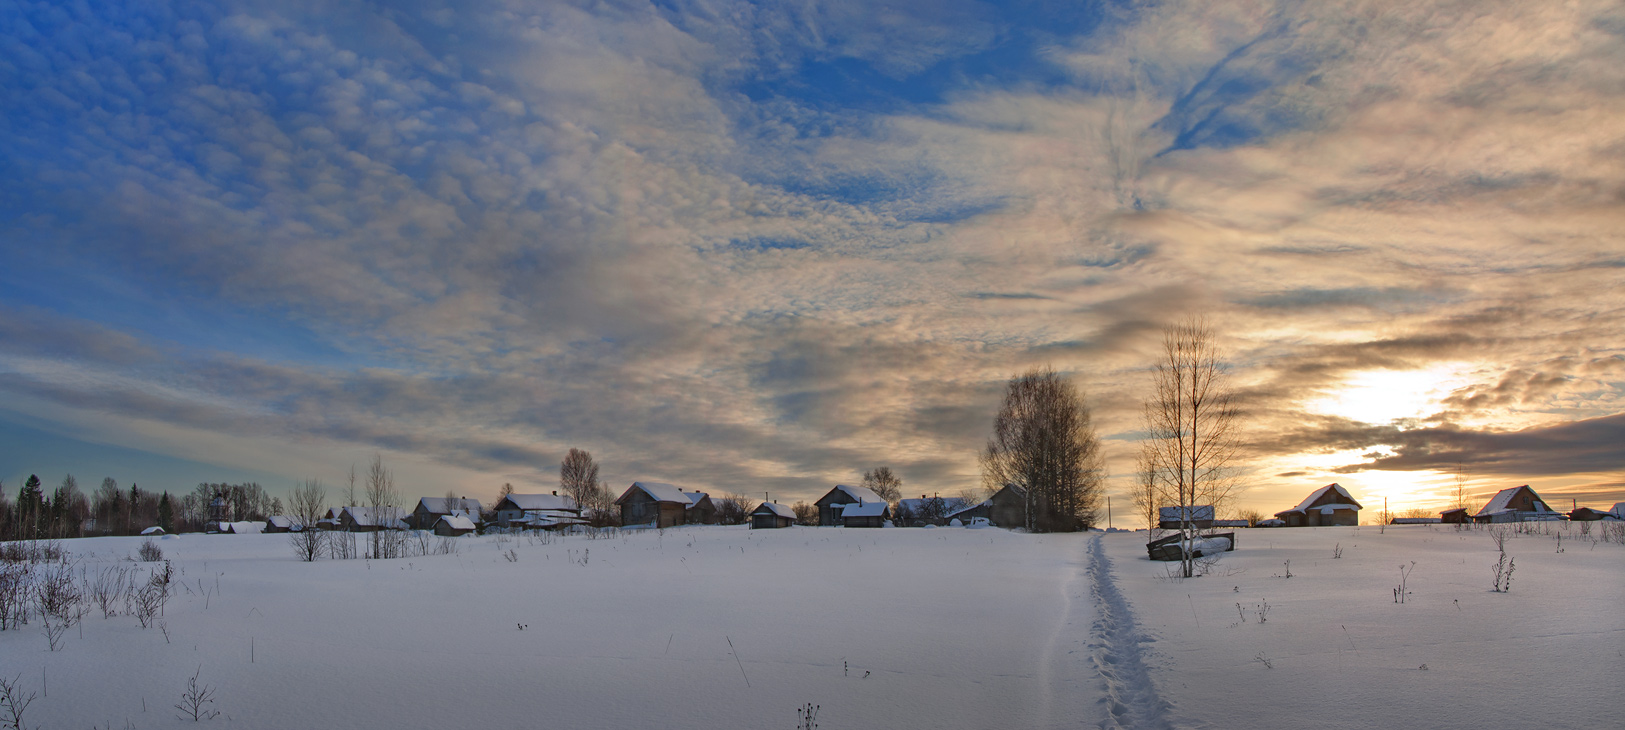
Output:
0 475 282 541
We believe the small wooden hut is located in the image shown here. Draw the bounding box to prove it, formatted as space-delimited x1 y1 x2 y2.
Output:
616 482 692 528
1472 485 1561 523
814 484 886 526
838 501 889 528
750 502 795 529
1273 484 1362 527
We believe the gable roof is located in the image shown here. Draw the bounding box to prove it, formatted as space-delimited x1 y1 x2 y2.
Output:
946 500 990 520
341 506 410 528
499 493 578 512
266 516 301 529
417 497 484 515
617 481 691 505
437 513 476 531
839 502 888 518
1475 485 1555 517
822 484 884 504
683 491 712 509
753 502 795 519
1612 503 1625 517
1281 483 1362 513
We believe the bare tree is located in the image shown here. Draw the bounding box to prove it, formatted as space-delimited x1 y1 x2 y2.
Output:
716 493 753 525
1129 451 1160 531
560 449 601 507
861 467 903 504
365 454 402 559
980 366 1106 532
289 479 327 562
791 502 818 526
1139 318 1242 577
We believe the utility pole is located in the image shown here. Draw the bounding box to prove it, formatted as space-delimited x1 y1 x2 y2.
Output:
1107 495 1112 530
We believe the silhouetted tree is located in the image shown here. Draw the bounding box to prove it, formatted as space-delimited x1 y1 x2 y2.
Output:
980 367 1105 532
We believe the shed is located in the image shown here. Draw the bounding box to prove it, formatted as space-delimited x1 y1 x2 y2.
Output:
433 513 477 536
493 493 581 529
1159 505 1216 530
1439 508 1471 524
684 492 719 525
140 526 166 536
337 506 409 532
838 501 890 528
1274 483 1362 527
264 516 303 533
1568 507 1612 521
814 484 886 526
616 482 693 528
1472 485 1562 523
751 502 795 529
946 500 991 526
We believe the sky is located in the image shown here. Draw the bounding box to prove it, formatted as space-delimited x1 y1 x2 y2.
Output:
2 0 1622 516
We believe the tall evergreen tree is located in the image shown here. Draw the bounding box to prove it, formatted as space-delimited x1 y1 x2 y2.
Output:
19 474 43 539
158 492 174 533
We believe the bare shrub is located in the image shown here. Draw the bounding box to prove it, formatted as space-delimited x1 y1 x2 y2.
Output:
138 538 164 562
91 565 132 618
0 674 37 729
289 479 327 562
174 666 220 721
0 562 31 630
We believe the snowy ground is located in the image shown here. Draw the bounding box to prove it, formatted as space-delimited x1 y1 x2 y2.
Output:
1 523 1619 729
1099 523 1625 730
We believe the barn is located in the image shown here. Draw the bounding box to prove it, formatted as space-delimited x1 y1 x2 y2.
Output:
946 500 991 525
988 484 1027 528
1439 508 1471 524
412 497 485 530
616 482 693 528
264 516 302 533
493 492 581 529
814 484 886 526
1274 483 1362 527
684 492 719 525
433 513 477 536
1473 485 1562 523
750 502 795 529
839 501 889 528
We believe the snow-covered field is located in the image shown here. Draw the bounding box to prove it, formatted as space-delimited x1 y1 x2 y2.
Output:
1 523 1619 729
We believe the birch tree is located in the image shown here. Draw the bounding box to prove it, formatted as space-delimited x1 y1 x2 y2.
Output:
979 367 1105 532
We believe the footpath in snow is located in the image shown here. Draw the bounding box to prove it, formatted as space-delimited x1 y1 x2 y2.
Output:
1098 523 1625 730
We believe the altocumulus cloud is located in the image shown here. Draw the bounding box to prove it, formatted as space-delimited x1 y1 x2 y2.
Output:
1 0 1621 508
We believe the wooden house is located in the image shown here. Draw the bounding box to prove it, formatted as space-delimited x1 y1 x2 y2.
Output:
1472 486 1562 523
750 502 795 529
814 484 887 526
336 506 410 532
946 500 991 525
1158 505 1216 530
433 513 477 536
684 492 719 525
1568 507 1613 521
1439 508 1470 524
988 484 1028 528
493 492 582 529
264 516 302 533
616 482 692 528
1273 484 1362 527
412 497 485 530
839 501 889 528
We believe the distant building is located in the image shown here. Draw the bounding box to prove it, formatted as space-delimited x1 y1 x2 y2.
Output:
1274 483 1362 527
1439 508 1471 524
988 484 1028 528
814 485 887 527
433 513 477 536
615 482 693 528
946 499 991 526
334 506 410 532
683 492 719 525
750 502 795 529
493 493 582 530
412 497 485 530
1389 517 1441 525
265 516 302 533
1472 486 1562 523
1159 505 1216 530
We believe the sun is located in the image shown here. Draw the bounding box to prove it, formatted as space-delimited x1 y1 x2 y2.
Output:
1306 364 1473 425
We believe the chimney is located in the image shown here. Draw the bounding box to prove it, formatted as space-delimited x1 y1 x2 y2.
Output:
552 490 557 496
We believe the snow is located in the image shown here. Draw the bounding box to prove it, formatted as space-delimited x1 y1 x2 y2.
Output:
838 502 888 517
3 522 1618 729
683 491 709 508
946 501 989 521
140 526 165 535
437 514 476 531
828 484 885 504
622 481 690 503
753 502 795 519
416 497 484 515
500 493 577 511
1159 505 1215 522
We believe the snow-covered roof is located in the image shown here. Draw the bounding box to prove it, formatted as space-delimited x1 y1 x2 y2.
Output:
1316 504 1359 514
1282 483 1362 513
683 491 711 509
827 484 885 504
754 502 795 519
417 497 484 514
341 506 410 528
226 521 265 534
1474 486 1557 517
839 502 888 518
501 493 578 512
140 526 165 535
946 500 990 519
1612 503 1625 517
1159 505 1216 521
621 481 691 504
266 516 302 529
437 514 476 531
